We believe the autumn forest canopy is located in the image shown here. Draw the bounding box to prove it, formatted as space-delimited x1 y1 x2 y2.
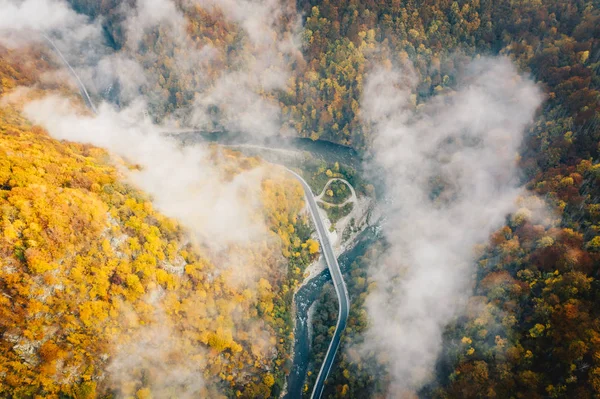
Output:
0 0 599 398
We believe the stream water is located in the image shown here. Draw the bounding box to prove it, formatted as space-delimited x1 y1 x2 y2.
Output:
173 131 363 171
284 224 380 398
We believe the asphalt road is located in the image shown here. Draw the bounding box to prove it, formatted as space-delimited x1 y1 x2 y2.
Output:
286 169 350 399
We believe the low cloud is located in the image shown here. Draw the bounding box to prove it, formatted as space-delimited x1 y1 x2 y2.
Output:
1 0 301 139
0 0 82 33
108 301 211 398
360 57 543 394
123 0 187 47
188 0 302 137
23 96 267 248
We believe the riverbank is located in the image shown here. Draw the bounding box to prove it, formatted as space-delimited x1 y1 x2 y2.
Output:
282 173 376 399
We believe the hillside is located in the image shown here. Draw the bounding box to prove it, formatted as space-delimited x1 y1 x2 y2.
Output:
0 48 315 398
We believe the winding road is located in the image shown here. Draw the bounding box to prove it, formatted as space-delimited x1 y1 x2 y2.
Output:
287 170 350 399
44 36 350 399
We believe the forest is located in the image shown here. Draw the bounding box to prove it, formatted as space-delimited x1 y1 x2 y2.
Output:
0 0 599 398
294 1 600 398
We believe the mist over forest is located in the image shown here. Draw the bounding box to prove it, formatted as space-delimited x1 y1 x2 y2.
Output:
0 0 599 398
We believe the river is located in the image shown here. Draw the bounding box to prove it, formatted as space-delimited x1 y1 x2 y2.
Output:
284 224 380 398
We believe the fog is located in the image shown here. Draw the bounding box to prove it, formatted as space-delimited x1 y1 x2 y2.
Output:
23 97 268 247
360 57 543 395
0 0 82 32
0 0 300 133
188 0 302 136
108 303 210 398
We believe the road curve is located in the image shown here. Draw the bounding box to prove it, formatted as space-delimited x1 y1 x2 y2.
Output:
286 169 350 399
